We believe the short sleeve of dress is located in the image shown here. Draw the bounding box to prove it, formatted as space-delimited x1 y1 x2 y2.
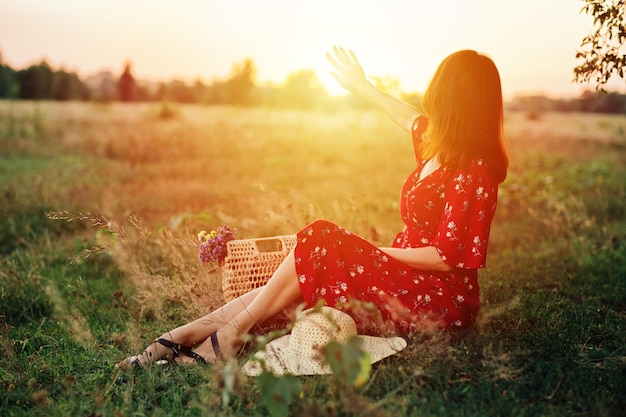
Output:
411 116 428 163
432 165 498 269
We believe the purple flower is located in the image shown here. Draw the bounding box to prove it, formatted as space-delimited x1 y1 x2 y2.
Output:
198 225 237 265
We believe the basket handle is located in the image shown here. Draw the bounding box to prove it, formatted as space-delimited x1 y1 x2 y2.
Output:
252 236 291 254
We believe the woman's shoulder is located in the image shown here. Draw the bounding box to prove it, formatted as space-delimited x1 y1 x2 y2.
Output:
411 116 429 163
412 116 428 137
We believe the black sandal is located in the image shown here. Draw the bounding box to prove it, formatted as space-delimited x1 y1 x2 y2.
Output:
135 338 194 367
153 338 188 360
129 333 222 368
184 332 221 364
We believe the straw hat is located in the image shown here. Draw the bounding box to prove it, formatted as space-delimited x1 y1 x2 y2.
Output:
243 306 407 376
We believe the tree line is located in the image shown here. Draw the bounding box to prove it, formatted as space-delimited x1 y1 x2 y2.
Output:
0 51 624 113
0 53 353 109
506 91 626 115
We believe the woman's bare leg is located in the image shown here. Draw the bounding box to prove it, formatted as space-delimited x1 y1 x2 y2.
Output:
188 250 304 361
161 286 263 345
116 250 304 367
115 286 263 368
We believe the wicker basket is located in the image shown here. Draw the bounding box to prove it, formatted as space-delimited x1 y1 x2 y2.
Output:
221 235 298 302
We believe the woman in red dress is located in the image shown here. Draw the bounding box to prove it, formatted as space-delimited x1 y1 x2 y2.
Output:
116 46 508 368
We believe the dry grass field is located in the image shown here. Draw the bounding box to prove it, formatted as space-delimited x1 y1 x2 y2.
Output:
2 100 624 232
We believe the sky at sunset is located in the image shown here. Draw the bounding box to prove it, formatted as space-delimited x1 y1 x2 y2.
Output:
1 0 624 99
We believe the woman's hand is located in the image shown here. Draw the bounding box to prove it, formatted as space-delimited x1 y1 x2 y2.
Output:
326 46 373 96
327 46 422 132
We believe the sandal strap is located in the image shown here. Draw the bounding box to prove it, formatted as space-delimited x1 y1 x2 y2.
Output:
154 338 192 359
184 332 219 364
210 331 221 358
129 355 142 369
186 351 207 364
152 333 220 365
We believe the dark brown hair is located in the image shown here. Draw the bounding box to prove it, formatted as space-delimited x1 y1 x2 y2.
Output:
422 50 508 183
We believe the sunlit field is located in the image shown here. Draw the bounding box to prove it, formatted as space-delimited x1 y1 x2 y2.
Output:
1 100 625 416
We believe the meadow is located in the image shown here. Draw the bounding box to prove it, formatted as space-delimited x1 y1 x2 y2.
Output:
0 100 625 416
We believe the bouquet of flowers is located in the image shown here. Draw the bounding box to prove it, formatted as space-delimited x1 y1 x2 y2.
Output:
198 225 237 265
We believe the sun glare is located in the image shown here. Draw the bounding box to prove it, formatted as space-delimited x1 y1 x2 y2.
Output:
316 66 348 97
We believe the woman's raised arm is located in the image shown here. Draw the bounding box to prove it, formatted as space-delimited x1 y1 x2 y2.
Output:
327 46 423 133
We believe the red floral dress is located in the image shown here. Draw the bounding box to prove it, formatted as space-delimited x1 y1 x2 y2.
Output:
293 116 498 330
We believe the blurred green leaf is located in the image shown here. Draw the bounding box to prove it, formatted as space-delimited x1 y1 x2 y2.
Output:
256 371 302 417
324 335 371 388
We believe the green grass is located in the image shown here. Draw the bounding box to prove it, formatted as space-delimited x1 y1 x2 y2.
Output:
0 101 625 416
